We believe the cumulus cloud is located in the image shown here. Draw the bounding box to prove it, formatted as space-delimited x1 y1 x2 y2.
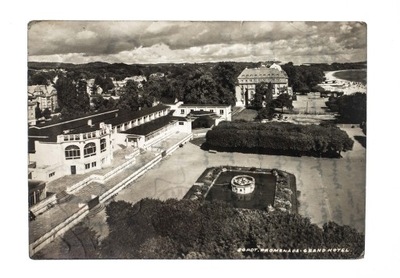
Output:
28 21 367 64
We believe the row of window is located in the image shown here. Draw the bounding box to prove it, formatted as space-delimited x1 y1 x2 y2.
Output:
180 109 224 115
115 110 166 131
65 139 107 160
85 161 97 169
240 79 283 83
63 131 103 142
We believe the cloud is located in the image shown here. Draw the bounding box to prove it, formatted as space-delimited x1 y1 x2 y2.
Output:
28 21 367 64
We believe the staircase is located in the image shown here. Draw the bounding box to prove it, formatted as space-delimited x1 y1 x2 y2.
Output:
56 190 73 203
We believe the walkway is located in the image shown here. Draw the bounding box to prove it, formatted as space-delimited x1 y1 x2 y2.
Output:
29 132 192 250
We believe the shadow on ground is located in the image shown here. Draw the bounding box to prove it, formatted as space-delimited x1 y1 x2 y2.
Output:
354 135 366 148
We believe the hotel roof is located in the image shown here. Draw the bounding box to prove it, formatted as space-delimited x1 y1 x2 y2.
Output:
238 67 288 82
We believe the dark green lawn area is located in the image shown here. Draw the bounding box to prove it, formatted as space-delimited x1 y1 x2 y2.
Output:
232 109 258 122
206 170 276 210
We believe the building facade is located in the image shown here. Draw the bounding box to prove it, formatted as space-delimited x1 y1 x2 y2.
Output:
28 105 191 182
235 63 292 107
171 102 232 126
28 85 59 112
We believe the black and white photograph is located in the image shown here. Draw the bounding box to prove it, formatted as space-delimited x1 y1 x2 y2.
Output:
26 20 368 260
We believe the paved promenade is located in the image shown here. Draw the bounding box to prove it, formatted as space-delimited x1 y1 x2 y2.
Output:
34 126 366 258
29 132 191 250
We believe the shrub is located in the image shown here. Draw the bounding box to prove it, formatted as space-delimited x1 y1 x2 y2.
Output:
205 122 353 157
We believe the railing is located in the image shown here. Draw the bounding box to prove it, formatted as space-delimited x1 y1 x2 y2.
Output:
57 128 111 143
29 193 57 215
29 130 192 257
29 204 89 257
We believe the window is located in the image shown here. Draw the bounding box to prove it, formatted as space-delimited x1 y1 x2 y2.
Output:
180 109 185 114
85 163 90 169
179 122 184 125
92 161 97 167
220 109 224 115
49 172 55 178
100 138 107 152
210 109 214 113
65 145 80 160
84 142 96 157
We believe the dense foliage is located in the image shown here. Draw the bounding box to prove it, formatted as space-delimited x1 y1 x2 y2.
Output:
192 115 215 129
205 122 354 157
281 62 325 93
28 61 365 119
325 93 366 124
53 76 91 119
100 199 364 259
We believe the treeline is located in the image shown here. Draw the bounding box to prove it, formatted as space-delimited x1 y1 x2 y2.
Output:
99 199 364 259
28 61 366 120
205 122 354 157
281 62 325 93
325 93 366 124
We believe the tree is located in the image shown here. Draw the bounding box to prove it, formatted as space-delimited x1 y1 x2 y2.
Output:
117 80 141 111
42 108 52 119
212 62 237 93
184 72 221 105
273 93 294 113
325 93 366 124
252 82 273 109
34 104 42 119
54 76 90 118
99 198 364 259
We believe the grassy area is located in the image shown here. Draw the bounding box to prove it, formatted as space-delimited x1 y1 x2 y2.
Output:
206 170 276 210
232 108 258 121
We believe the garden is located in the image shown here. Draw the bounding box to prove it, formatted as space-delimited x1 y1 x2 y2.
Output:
183 166 298 213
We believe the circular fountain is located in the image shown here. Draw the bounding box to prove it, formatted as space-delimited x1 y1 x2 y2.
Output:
231 175 255 195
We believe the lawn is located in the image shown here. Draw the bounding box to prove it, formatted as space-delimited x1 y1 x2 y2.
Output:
206 170 276 210
232 108 258 121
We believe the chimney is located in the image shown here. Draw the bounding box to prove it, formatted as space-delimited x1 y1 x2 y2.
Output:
87 119 92 126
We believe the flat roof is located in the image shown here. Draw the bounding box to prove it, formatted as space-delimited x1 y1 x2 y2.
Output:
122 115 175 136
28 104 170 152
179 104 231 108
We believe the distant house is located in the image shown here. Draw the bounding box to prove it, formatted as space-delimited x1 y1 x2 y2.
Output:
28 85 59 112
149 72 165 80
86 79 103 96
235 63 293 107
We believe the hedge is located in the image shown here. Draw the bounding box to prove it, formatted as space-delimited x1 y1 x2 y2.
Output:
205 122 354 157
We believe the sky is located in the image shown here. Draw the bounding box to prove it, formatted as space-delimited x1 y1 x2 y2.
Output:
28 21 366 65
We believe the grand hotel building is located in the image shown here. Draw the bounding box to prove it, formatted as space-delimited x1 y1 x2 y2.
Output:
235 63 293 107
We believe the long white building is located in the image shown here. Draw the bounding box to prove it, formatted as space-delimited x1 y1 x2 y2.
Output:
28 105 191 182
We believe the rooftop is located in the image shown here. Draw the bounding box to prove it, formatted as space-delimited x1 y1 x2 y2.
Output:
179 103 231 108
122 115 175 136
238 67 288 81
28 105 170 151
